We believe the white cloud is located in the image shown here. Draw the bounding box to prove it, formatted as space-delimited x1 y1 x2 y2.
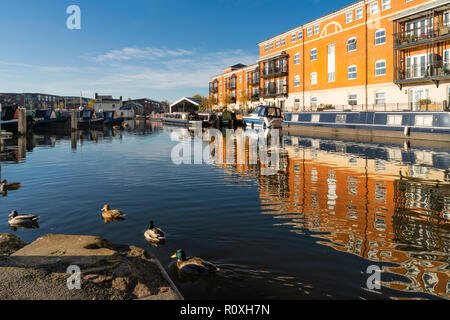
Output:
0 46 258 101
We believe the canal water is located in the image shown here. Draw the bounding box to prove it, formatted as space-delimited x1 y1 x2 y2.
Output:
0 121 448 300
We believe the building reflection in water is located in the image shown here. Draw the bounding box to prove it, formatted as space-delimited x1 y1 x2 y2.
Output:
205 130 449 299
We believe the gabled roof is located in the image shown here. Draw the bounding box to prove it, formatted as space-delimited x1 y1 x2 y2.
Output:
169 97 202 108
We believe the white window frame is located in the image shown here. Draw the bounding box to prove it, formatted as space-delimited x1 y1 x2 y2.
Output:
311 112 320 121
347 37 357 52
294 75 300 87
370 2 379 15
294 53 300 65
314 25 320 35
355 7 363 20
310 48 317 61
270 43 274 50
291 34 296 42
281 38 286 46
375 91 386 105
381 0 391 11
348 93 358 106
265 45 269 52
298 30 303 40
375 28 386 45
387 115 402 126
307 27 313 37
346 12 353 23
348 65 357 80
375 60 386 76
276 40 280 48
414 115 433 127
310 72 318 85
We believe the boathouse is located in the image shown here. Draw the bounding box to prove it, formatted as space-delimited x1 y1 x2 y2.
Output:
169 97 201 113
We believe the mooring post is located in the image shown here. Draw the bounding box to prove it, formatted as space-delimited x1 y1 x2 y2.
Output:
18 108 27 135
71 109 78 132
18 136 27 160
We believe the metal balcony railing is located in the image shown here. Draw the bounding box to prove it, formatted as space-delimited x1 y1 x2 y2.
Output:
262 66 288 78
394 22 450 47
395 62 450 82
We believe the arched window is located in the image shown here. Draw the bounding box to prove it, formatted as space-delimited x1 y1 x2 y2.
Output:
347 37 357 52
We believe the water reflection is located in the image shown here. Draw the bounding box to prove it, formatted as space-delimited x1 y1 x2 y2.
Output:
0 122 448 299
201 130 449 299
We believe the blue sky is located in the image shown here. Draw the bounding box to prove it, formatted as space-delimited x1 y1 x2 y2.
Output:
0 0 354 102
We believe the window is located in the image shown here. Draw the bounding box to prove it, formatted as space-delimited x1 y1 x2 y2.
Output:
294 75 300 87
239 90 242 98
239 75 242 84
348 93 357 106
347 38 357 51
291 34 296 42
311 112 320 121
276 40 280 48
307 27 313 37
387 115 402 125
381 0 391 11
375 91 386 105
310 72 318 85
265 45 269 52
444 11 450 27
328 44 335 82
314 25 320 35
246 73 249 83
294 53 300 65
281 38 286 46
294 99 300 109
298 31 303 40
355 7 363 20
370 2 379 15
375 29 386 45
415 115 433 127
336 114 347 123
346 12 353 23
270 43 274 50
310 48 317 61
348 65 357 79
375 60 386 76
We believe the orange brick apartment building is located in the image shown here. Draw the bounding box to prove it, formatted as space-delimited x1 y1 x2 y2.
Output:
209 0 450 112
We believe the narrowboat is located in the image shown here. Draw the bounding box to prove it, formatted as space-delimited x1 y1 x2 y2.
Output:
0 104 34 133
78 109 104 129
33 109 70 132
102 111 124 126
243 105 283 128
162 112 190 126
219 111 235 127
283 111 450 142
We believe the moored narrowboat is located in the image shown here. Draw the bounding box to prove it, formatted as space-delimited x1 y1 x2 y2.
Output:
0 104 34 133
78 109 104 129
283 111 450 141
102 111 124 126
33 109 70 132
243 105 283 128
162 112 190 126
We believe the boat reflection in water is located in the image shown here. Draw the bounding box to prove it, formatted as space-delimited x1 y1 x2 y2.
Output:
202 129 449 299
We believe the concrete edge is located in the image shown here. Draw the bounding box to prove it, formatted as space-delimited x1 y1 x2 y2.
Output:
141 252 184 300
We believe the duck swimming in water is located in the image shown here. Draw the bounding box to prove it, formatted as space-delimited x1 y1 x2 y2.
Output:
8 210 39 226
1 180 21 192
101 204 125 219
171 249 219 275
144 221 166 242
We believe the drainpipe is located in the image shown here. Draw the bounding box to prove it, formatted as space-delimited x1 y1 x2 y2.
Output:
302 26 305 111
365 0 368 110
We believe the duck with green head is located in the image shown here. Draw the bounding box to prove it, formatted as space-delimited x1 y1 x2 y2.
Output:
8 210 39 226
171 249 219 275
144 220 166 242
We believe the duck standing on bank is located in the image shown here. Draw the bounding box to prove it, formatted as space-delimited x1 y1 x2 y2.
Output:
101 204 126 219
171 249 219 275
144 220 166 242
8 210 39 226
1 180 22 192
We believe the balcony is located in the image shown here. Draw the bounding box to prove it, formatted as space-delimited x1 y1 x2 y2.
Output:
262 66 288 78
209 83 218 93
394 23 450 49
260 84 287 98
251 94 260 101
250 77 260 85
395 61 450 84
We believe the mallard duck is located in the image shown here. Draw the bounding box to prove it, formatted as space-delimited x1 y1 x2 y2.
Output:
122 122 129 128
144 221 166 242
8 210 39 226
1 180 21 192
101 204 125 219
113 125 121 130
171 249 219 275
